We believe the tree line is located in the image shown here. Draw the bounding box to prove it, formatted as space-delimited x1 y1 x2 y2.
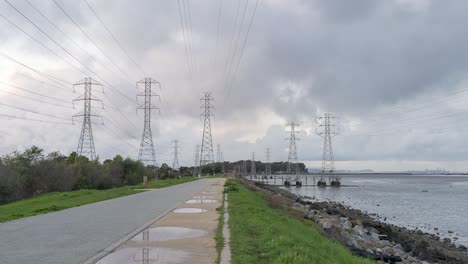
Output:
0 146 180 205
0 146 307 205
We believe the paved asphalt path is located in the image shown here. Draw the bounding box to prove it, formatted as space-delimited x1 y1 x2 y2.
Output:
0 179 215 264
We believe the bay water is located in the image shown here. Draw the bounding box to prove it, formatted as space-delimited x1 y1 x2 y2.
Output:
258 174 468 246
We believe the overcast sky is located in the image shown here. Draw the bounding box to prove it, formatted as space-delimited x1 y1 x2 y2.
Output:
2 0 468 171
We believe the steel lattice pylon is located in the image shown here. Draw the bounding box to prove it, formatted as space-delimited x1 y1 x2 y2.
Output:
199 92 214 172
137 78 160 168
73 77 103 161
286 122 300 176
193 144 200 177
172 139 180 178
316 113 340 186
216 144 225 174
251 152 256 176
265 148 271 177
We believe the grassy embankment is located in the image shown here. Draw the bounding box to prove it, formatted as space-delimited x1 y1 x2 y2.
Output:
0 177 198 223
227 180 373 264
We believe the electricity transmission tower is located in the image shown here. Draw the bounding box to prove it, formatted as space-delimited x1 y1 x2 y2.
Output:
216 144 222 162
316 113 340 187
172 140 180 178
286 122 300 176
242 160 247 177
265 148 272 179
251 152 256 177
73 77 103 161
216 144 225 174
137 78 160 169
220 151 225 174
193 144 200 177
200 92 214 173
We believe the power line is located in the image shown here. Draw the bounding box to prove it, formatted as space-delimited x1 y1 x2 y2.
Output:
361 107 468 136
0 113 72 124
23 0 126 82
0 90 73 109
0 81 71 104
101 93 139 130
52 0 134 84
82 0 147 77
365 86 468 122
177 0 198 96
213 0 223 70
0 50 71 86
0 102 70 120
222 0 250 93
100 124 139 151
102 115 137 140
0 9 87 77
12 71 73 93
184 0 200 94
220 0 241 94
8 0 137 104
3 0 137 107
224 0 260 102
2 0 102 78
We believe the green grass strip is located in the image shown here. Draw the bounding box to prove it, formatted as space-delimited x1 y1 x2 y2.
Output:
228 180 373 264
0 177 199 223
131 176 198 189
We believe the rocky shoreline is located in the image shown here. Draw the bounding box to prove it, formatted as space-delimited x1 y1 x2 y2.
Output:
242 179 468 264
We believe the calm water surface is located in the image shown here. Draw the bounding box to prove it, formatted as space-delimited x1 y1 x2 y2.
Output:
259 174 468 246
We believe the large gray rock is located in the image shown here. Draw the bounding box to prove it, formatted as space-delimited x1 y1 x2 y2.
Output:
345 237 360 249
369 232 380 241
394 243 404 251
353 225 367 237
383 246 396 256
380 239 392 246
340 217 352 230
319 220 332 229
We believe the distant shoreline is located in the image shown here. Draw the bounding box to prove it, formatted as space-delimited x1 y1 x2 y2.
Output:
246 179 468 263
270 173 468 176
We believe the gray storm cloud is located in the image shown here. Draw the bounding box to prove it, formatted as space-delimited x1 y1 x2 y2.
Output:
1 0 468 170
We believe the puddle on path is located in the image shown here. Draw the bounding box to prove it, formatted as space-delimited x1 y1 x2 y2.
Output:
173 208 207 213
192 196 215 199
185 199 218 204
96 247 191 264
131 227 208 242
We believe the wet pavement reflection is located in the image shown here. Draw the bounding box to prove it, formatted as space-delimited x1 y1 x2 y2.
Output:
185 199 217 204
131 227 208 242
192 196 215 199
173 208 207 213
96 247 191 264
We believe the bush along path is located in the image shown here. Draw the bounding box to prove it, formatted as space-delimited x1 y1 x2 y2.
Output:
226 180 372 264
